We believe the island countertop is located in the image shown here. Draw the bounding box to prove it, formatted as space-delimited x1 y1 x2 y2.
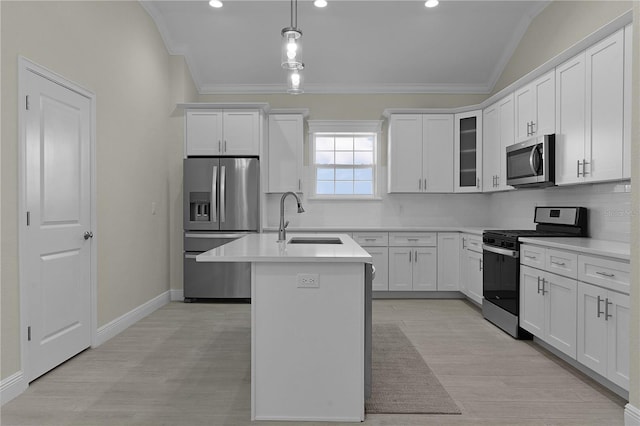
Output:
196 233 372 263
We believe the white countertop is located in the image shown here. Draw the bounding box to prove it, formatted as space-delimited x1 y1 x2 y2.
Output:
261 226 493 236
196 233 372 263
518 237 630 261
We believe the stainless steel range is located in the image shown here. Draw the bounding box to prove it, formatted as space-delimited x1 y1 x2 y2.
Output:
481 207 588 338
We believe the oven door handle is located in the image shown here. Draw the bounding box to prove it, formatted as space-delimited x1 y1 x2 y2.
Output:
482 244 519 258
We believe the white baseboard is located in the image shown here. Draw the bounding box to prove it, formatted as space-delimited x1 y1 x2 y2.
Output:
170 288 184 302
95 290 170 347
626 403 640 426
0 371 27 406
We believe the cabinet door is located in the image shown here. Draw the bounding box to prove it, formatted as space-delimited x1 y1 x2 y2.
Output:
454 110 482 193
606 290 629 389
388 115 423 193
577 282 607 377
465 249 483 305
497 94 515 190
555 53 586 186
532 70 555 137
459 237 469 296
585 29 624 182
413 247 437 291
222 111 259 156
267 114 303 193
514 85 534 143
423 114 454 193
544 272 577 358
437 233 459 291
364 247 389 292
482 104 499 192
520 265 545 338
389 247 413 291
186 110 223 156
623 24 632 179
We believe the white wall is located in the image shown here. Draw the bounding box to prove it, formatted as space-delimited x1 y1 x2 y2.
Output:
488 183 631 242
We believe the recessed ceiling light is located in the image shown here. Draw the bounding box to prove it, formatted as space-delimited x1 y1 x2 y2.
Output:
209 0 223 8
425 0 439 8
314 0 328 7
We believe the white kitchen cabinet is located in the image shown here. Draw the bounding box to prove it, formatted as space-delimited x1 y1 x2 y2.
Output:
577 282 630 390
459 234 483 304
437 233 459 291
267 114 304 193
388 114 453 193
454 110 482 193
623 24 632 179
514 70 555 143
388 232 437 291
186 109 260 157
555 29 625 185
482 94 514 192
353 232 390 292
520 265 577 358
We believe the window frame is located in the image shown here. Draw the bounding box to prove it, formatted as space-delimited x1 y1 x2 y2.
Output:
307 120 383 200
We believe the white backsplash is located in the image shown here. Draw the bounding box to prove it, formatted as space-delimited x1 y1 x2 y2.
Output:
264 170 631 243
487 182 632 242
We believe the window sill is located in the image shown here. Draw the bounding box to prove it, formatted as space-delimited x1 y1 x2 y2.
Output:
307 196 383 202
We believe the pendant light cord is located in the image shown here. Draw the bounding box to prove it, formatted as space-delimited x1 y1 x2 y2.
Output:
291 0 297 30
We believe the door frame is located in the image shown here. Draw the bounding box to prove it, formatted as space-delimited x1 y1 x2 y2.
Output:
17 57 98 382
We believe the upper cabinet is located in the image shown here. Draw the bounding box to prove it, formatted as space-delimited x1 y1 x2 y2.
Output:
483 94 515 192
454 110 482 193
514 70 555 143
267 114 304 193
555 29 625 185
388 114 454 193
186 109 260 157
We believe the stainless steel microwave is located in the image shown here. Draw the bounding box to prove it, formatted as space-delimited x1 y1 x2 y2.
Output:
506 134 555 188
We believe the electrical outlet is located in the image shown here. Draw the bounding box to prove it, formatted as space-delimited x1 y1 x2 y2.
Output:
297 273 319 288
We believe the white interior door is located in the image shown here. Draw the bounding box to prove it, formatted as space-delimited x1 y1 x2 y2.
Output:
24 68 93 382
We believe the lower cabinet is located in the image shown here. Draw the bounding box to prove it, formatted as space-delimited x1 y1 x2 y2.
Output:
577 282 630 389
437 233 460 291
389 247 437 291
520 265 577 358
460 234 483 304
363 246 389 291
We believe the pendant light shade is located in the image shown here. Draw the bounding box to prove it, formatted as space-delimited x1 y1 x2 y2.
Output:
287 69 303 94
281 0 304 93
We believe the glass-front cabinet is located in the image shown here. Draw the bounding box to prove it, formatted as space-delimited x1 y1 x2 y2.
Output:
454 110 482 193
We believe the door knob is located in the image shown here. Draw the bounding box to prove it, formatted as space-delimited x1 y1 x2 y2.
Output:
84 231 94 240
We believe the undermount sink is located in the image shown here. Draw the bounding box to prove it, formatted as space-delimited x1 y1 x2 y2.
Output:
288 237 343 245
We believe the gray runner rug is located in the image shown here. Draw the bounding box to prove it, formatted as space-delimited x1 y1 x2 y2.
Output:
365 323 461 414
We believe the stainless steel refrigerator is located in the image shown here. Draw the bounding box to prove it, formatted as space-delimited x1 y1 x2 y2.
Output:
183 157 259 300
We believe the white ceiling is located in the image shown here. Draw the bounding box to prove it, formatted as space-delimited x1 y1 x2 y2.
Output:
141 0 549 94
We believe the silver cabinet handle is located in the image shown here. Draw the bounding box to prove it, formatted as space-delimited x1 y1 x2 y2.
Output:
605 298 613 320
462 238 466 249
424 178 427 191
525 255 537 260
596 271 615 278
224 140 227 153
582 159 590 176
537 276 542 294
531 121 536 134
550 261 566 266
597 295 604 318
84 231 93 240
220 165 226 223
364 238 377 242
218 140 221 153
496 176 499 186
407 238 419 242
409 251 412 263
418 178 422 191
414 250 418 263
577 160 582 177
211 165 218 222
541 278 547 295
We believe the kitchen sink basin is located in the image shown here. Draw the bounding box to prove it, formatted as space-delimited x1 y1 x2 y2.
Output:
288 237 343 245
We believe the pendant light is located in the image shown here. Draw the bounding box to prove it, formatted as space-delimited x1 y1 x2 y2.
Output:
281 0 304 93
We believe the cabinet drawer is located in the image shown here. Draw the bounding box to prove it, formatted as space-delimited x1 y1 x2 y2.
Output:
389 232 436 247
578 255 630 294
521 245 545 269
352 232 388 247
545 249 578 279
464 235 483 253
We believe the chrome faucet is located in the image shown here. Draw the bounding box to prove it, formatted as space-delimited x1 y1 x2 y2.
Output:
278 192 305 242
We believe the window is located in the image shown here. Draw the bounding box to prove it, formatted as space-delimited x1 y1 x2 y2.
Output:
309 121 382 199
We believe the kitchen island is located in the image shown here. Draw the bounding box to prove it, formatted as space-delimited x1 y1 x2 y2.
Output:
197 233 372 422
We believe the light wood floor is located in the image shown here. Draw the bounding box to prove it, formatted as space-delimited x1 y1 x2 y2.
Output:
1 299 626 425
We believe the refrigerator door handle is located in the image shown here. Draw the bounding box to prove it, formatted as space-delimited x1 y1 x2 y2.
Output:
211 165 218 223
220 165 226 223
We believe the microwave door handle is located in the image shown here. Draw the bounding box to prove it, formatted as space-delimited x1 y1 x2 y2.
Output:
211 166 218 223
529 146 538 175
